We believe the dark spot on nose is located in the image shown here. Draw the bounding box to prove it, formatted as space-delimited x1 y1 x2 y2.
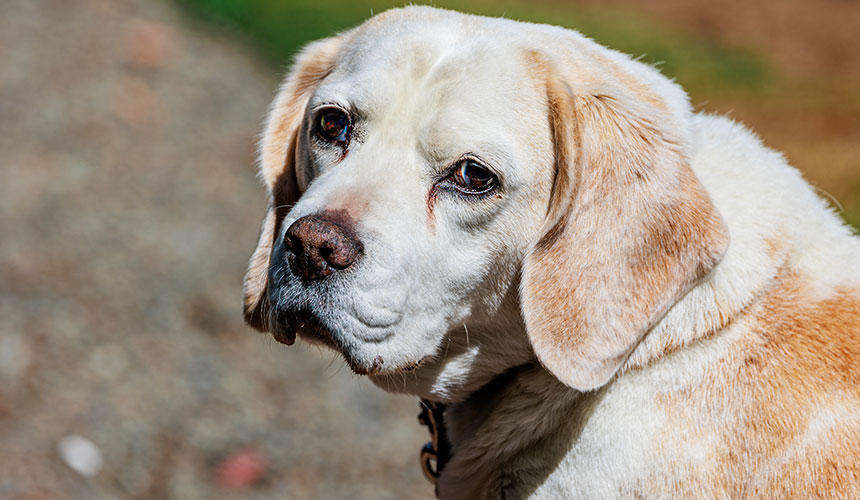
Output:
284 210 363 281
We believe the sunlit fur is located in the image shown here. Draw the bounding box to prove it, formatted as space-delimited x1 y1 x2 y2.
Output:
244 7 860 498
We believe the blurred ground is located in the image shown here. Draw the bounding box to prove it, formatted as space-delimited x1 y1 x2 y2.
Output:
0 0 427 498
1 0 858 499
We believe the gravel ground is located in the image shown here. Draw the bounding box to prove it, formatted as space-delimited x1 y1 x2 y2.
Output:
0 0 429 498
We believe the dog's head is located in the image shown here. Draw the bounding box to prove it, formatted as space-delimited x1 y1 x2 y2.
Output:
243 7 728 400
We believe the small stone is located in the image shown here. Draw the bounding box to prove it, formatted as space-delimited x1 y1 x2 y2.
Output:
214 448 267 489
58 435 104 477
121 19 174 69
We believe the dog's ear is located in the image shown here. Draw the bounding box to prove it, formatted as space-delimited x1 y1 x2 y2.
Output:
243 36 344 331
520 72 729 391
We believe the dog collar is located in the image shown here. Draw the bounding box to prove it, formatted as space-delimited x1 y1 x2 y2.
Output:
418 399 450 496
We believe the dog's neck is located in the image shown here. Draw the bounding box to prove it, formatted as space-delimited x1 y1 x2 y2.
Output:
433 278 774 499
434 245 795 498
435 363 582 499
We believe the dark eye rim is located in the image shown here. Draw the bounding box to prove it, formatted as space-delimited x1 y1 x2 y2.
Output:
439 156 500 196
312 105 352 145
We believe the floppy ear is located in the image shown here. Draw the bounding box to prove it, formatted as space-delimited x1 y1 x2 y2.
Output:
243 36 344 331
520 73 730 391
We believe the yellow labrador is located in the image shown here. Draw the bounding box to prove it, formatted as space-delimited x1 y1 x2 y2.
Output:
243 7 860 499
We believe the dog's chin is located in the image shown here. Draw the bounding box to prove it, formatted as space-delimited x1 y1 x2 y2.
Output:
367 360 471 403
367 366 429 394
269 308 431 377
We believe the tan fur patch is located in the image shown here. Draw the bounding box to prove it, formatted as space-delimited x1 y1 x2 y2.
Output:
763 235 786 261
519 51 728 391
651 272 860 497
327 189 370 222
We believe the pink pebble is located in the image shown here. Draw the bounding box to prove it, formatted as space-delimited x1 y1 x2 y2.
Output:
214 448 267 489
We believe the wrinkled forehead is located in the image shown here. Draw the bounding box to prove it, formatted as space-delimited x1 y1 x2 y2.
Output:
311 20 544 149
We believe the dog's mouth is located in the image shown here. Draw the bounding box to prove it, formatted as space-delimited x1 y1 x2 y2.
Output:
269 308 337 349
268 307 431 376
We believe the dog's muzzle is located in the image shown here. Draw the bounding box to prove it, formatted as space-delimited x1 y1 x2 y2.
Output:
265 209 364 345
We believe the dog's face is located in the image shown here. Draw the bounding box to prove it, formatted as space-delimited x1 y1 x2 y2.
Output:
260 19 554 399
244 7 729 401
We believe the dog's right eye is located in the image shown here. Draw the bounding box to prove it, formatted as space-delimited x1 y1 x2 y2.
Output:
315 108 350 144
444 158 499 195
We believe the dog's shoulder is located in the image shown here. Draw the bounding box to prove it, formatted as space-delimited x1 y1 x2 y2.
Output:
617 113 860 497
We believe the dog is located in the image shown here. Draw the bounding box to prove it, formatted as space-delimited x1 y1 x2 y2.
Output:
242 7 860 498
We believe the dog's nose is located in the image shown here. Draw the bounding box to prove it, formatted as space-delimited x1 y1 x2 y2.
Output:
284 212 363 281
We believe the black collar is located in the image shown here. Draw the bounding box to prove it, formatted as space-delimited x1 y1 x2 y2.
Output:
417 399 450 497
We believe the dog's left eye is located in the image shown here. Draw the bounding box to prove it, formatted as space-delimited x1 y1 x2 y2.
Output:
316 108 350 144
447 159 498 194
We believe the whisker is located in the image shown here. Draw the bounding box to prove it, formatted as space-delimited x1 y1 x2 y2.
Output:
440 337 452 365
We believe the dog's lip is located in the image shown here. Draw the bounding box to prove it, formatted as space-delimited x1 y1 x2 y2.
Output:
269 311 296 346
269 309 336 348
272 327 296 346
